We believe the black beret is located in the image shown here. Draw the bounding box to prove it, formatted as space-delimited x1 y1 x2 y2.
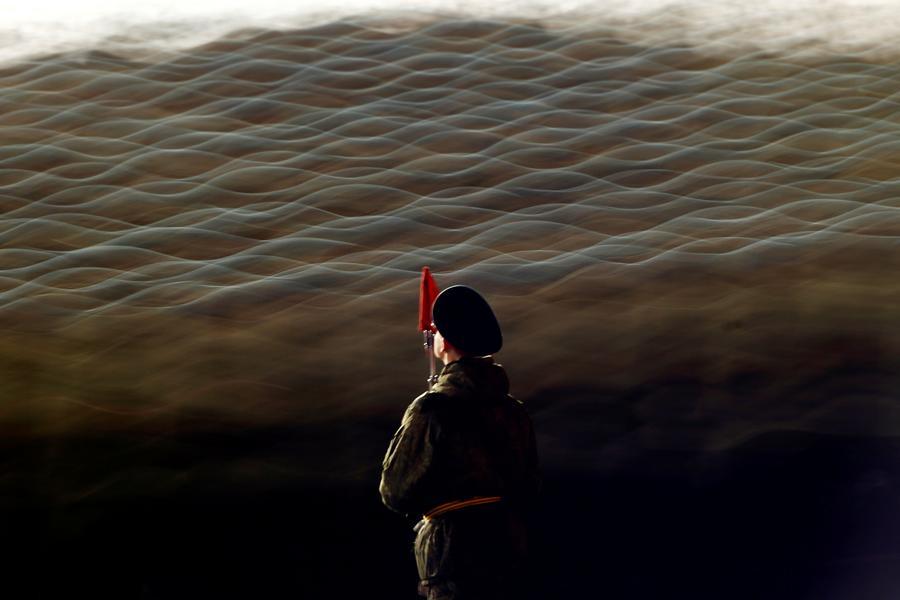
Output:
432 285 502 356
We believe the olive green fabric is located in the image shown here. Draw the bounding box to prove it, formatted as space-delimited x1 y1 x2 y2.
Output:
380 357 540 599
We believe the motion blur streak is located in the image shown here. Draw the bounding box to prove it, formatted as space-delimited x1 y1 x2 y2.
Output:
0 12 898 599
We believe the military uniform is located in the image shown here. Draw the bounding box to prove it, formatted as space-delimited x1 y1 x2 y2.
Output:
380 356 540 599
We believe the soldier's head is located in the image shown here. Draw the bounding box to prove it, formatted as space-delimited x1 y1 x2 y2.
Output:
431 285 502 365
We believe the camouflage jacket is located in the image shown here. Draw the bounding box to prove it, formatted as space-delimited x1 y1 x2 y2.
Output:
380 356 540 518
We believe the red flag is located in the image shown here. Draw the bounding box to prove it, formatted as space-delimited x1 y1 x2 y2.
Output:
418 266 439 332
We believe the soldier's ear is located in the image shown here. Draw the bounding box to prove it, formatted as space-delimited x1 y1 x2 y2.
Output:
440 337 458 356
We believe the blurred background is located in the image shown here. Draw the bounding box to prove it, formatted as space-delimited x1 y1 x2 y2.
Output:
1 1 899 598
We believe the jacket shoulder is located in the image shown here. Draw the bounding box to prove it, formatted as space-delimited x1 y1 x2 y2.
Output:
412 390 451 414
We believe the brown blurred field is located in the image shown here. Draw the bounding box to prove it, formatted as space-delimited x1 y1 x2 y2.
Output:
1 18 899 599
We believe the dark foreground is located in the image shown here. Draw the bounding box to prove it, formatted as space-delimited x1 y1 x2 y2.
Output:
2 423 898 600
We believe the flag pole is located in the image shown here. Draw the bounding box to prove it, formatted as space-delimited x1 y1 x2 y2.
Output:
419 266 440 391
424 330 436 391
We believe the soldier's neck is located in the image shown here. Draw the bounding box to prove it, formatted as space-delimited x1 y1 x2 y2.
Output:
440 348 464 365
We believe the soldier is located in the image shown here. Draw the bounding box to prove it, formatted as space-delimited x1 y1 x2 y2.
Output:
380 285 540 600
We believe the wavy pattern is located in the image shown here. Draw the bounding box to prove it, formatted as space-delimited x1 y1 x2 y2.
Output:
0 19 898 443
2 20 899 321
1 22 899 598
